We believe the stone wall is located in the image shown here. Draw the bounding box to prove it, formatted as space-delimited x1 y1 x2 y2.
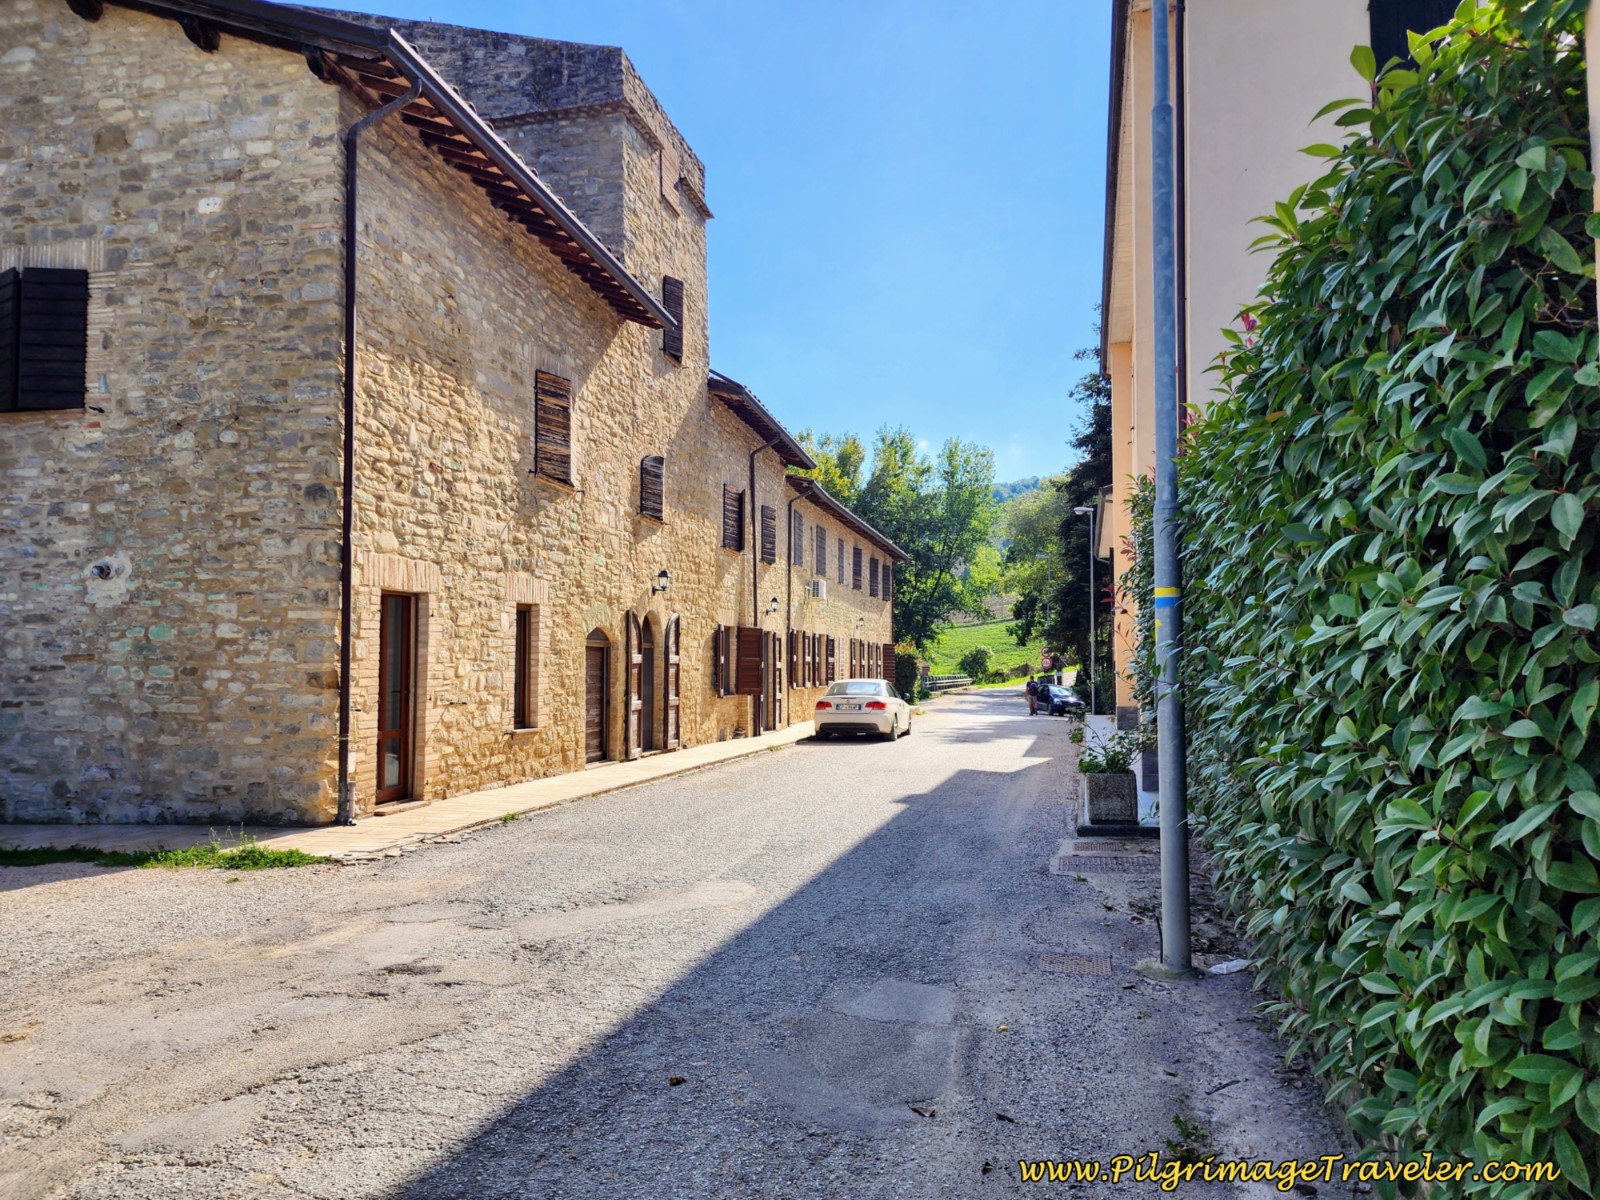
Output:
0 2 346 823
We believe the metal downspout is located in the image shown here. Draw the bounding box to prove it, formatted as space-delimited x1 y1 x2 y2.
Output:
748 438 778 734
336 72 422 827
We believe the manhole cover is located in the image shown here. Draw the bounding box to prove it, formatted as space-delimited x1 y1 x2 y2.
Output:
1061 855 1157 874
1040 953 1112 976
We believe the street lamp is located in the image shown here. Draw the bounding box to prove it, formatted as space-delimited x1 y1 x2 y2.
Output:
766 596 780 617
651 569 672 595
1073 505 1098 713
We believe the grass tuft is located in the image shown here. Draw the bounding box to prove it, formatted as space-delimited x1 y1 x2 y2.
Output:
0 831 329 871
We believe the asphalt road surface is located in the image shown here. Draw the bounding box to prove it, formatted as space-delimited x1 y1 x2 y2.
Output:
1 689 1351 1199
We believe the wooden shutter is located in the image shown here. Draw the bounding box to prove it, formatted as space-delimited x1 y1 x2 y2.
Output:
792 511 804 569
849 639 857 677
837 543 845 584
814 528 826 577
625 611 643 759
0 269 18 414
883 642 897 683
869 557 880 597
534 370 572 483
760 504 777 564
735 626 763 696
662 275 684 361
513 606 532 728
722 486 744 551
883 565 893 604
639 455 665 519
767 631 783 728
788 629 800 687
826 636 836 683
665 615 681 749
712 625 728 696
13 268 88 412
812 633 822 686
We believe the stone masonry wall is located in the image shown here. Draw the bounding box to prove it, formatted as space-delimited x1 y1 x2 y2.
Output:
0 2 346 823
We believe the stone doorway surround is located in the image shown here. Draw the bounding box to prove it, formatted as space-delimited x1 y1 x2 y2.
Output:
354 553 440 818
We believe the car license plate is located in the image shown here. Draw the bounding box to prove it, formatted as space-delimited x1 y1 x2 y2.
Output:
837 703 860 712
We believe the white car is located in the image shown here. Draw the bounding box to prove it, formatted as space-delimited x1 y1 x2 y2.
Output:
812 679 913 740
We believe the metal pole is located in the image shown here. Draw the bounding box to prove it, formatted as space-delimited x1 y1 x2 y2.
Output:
1087 509 1097 712
1151 0 1191 973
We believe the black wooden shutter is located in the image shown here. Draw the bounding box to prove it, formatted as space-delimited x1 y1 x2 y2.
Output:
760 504 777 564
722 486 744 551
534 370 572 482
662 276 684 361
639 455 665 519
713 625 728 696
1368 0 1455 70
852 546 863 591
869 556 880 598
11 268 88 412
0 269 19 414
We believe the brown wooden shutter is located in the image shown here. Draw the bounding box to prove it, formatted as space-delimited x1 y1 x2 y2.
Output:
11 268 88 412
826 636 836 683
735 626 764 696
722 486 744 551
814 528 826 577
883 565 893 604
812 633 822 686
792 511 804 569
883 642 897 683
665 615 681 749
788 629 799 687
760 504 777 564
869 557 880 597
639 455 665 519
712 625 729 696
662 275 684 361
837 543 845 584
0 269 18 414
534 370 572 483
852 546 863 591
626 611 643 759
849 639 857 677
767 631 784 728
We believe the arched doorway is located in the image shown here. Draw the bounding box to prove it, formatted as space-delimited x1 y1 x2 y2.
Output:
640 617 658 752
584 629 610 764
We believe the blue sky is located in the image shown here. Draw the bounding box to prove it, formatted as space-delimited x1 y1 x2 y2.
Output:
328 0 1110 482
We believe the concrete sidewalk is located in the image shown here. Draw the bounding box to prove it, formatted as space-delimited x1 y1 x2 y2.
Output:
0 721 814 860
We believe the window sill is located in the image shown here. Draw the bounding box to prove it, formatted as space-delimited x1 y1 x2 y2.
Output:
636 513 666 527
506 726 540 738
719 546 744 557
528 472 577 495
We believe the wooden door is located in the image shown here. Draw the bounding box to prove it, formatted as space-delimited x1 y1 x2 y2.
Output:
584 640 608 763
664 615 681 750
625 612 643 760
765 631 783 729
641 620 657 753
376 593 414 805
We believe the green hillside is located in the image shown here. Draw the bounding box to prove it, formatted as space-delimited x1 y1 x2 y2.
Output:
925 618 1060 679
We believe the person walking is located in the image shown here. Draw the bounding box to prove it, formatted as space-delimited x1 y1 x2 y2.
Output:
1025 675 1039 716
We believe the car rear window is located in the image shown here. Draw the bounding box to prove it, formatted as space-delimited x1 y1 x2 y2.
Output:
827 681 886 696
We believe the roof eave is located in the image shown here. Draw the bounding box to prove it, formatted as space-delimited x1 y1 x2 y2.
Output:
785 475 908 563
1100 0 1131 374
707 371 815 470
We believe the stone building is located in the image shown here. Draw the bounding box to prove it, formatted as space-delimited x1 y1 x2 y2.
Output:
0 0 903 824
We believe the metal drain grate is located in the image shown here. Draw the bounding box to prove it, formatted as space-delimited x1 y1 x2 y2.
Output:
1040 953 1113 976
1060 855 1158 874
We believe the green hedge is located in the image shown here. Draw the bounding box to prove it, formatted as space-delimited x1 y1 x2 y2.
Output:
1180 3 1598 1194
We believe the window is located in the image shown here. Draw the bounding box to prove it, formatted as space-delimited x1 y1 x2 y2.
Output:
662 275 684 362
1369 0 1454 70
1 267 88 413
869 556 880 598
534 370 572 483
513 605 536 729
639 455 665 520
721 486 745 551
814 527 826 577
837 542 845 584
760 504 777 564
852 546 863 591
792 511 804 568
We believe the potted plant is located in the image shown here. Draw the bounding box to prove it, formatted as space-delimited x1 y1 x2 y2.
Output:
1076 726 1140 824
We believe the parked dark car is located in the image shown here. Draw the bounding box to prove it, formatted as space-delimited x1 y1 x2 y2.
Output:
1045 685 1084 716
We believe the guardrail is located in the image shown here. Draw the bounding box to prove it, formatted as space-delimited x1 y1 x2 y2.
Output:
925 674 972 693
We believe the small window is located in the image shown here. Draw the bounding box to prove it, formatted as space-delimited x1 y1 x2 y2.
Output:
869 556 880 598
639 455 665 520
513 605 536 729
722 485 745 551
760 504 777 564
1 267 89 413
662 276 684 362
852 546 863 591
814 527 826 578
534 370 572 483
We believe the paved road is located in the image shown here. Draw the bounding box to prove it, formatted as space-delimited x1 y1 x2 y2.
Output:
1 689 1350 1199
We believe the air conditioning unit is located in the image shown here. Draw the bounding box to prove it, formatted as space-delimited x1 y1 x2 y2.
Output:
810 579 827 600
